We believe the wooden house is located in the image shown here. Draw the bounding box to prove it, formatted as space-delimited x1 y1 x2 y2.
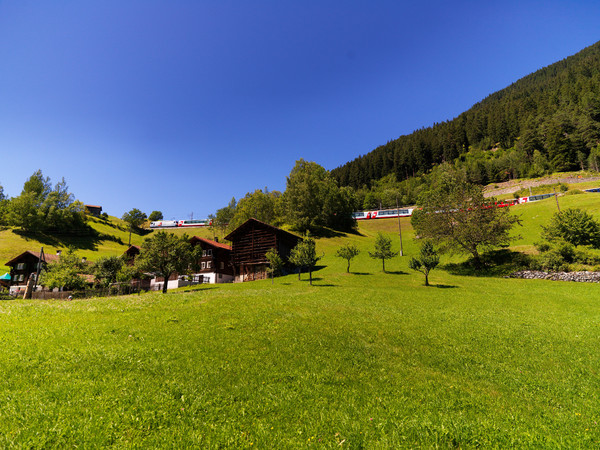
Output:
5 250 60 294
85 205 103 217
123 245 141 265
190 236 234 283
225 218 300 282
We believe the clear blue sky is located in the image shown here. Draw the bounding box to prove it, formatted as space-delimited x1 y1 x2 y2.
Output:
1 1 599 220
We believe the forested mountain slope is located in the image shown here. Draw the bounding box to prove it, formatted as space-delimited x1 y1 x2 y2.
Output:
332 40 600 189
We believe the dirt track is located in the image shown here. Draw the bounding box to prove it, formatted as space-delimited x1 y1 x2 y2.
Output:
483 176 600 197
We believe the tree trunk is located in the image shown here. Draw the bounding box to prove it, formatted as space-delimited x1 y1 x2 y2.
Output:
346 261 350 273
471 250 482 269
162 273 170 293
382 258 386 273
424 273 429 286
309 269 312 285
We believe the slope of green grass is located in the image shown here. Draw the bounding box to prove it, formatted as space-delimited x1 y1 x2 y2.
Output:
0 216 150 273
1 211 600 447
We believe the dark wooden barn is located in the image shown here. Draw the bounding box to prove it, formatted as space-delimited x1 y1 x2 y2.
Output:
225 218 300 282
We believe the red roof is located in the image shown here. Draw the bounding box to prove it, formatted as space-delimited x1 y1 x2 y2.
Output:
190 236 232 251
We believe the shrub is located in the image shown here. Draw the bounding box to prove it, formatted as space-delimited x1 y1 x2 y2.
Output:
564 189 583 196
542 208 600 248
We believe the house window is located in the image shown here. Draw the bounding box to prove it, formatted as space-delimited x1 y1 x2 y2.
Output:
19 274 24 282
220 262 224 270
16 263 25 271
202 250 207 257
207 261 212 269
13 274 18 281
207 249 212 257
201 262 206 269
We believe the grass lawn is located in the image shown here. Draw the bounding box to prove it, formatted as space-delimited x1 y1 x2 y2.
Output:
1 214 600 447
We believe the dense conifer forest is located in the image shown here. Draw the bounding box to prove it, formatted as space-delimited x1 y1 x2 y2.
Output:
331 40 600 190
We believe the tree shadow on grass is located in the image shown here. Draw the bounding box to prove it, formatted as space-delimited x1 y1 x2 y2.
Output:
175 286 219 294
443 249 532 278
432 284 458 289
350 272 371 276
13 228 102 251
385 270 409 275
303 278 336 287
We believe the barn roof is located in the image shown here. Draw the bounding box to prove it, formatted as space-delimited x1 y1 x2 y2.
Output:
224 218 300 243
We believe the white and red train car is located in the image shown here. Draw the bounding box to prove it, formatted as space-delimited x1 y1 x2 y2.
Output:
150 219 212 229
352 194 555 221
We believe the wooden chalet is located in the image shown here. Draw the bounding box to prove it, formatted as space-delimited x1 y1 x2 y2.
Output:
5 251 59 287
123 245 141 265
85 205 103 217
225 218 300 282
190 236 234 283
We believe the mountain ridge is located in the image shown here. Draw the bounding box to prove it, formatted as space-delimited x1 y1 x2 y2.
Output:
331 40 600 189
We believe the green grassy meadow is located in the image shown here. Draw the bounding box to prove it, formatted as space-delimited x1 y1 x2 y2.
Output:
2 197 600 447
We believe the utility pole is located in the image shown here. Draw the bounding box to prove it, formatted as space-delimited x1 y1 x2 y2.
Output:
34 247 44 291
553 187 561 212
396 197 404 256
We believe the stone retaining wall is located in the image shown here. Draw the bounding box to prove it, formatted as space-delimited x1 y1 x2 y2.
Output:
508 270 600 283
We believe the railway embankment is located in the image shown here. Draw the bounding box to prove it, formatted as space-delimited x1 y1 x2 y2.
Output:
484 176 600 197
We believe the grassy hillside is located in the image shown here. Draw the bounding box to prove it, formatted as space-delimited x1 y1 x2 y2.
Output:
2 198 600 446
0 216 219 273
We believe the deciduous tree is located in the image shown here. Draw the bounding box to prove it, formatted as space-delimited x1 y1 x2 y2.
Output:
542 208 600 248
6 171 86 232
335 243 360 273
136 231 193 293
265 248 284 284
408 241 440 286
122 208 147 245
289 233 321 285
148 211 164 222
40 247 88 291
93 255 124 287
369 232 398 272
411 164 519 268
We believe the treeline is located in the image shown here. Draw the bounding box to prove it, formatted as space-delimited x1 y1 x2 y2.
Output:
0 170 89 233
211 159 357 235
331 40 600 190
